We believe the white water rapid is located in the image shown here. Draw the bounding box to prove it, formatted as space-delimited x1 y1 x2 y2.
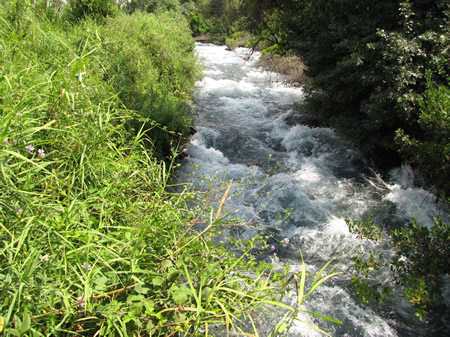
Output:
175 43 449 336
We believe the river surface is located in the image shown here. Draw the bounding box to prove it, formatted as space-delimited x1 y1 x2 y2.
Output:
175 43 449 336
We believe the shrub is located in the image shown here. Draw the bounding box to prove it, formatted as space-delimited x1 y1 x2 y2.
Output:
68 0 117 22
347 216 449 319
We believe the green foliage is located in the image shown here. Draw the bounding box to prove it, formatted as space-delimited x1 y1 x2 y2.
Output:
347 215 383 241
31 0 68 23
347 216 449 319
275 0 405 159
269 250 345 337
225 31 252 50
99 11 200 158
241 0 448 184
124 0 183 14
122 1 212 38
240 0 286 51
395 74 450 199
68 0 118 22
190 12 209 35
194 0 248 44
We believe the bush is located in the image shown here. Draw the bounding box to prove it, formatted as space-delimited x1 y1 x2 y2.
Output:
396 74 450 199
68 0 117 22
189 12 209 36
347 216 449 319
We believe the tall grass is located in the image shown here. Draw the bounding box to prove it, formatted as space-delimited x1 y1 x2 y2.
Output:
98 11 201 159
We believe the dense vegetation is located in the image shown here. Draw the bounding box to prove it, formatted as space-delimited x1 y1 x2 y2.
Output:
1 1 344 335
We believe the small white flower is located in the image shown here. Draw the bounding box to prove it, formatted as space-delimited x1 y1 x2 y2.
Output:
76 295 85 307
398 256 408 263
40 255 49 261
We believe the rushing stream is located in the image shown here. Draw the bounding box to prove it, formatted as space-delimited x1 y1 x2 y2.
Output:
175 43 449 336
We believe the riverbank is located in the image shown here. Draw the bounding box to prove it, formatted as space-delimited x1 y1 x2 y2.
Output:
0 6 299 335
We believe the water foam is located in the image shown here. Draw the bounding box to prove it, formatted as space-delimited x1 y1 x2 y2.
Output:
176 43 448 336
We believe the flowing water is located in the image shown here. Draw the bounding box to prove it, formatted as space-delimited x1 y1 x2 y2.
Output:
175 43 449 336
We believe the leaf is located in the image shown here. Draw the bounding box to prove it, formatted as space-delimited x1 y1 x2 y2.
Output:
0 316 3 333
20 314 31 333
296 319 332 337
127 294 145 304
172 286 191 305
297 249 307 306
268 311 291 337
152 277 164 287
143 300 155 314
301 310 343 325
161 260 173 270
94 276 109 291
7 328 21 337
278 322 288 333
167 268 180 282
305 272 344 300
201 286 212 300
135 284 150 294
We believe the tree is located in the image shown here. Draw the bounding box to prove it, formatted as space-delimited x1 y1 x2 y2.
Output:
243 0 448 177
123 0 182 14
240 0 285 50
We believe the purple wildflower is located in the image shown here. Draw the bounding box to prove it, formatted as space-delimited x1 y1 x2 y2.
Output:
3 138 8 144
283 238 290 245
76 295 85 307
271 245 276 251
25 144 35 155
15 207 22 215
37 148 45 159
81 263 92 271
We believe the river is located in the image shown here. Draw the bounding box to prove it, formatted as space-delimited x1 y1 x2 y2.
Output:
175 43 449 336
